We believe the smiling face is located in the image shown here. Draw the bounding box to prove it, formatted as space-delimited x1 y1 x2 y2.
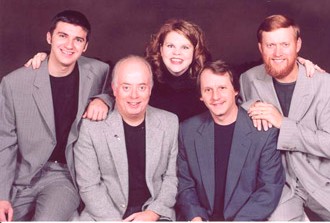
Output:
47 21 88 75
160 31 194 77
112 58 152 126
200 69 238 125
259 27 301 82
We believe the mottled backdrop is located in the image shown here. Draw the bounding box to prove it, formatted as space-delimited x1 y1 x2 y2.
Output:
1 0 329 80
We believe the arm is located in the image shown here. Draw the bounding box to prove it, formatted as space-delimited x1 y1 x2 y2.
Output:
24 53 114 121
278 98 330 158
82 62 114 121
234 129 285 220
74 121 121 220
0 78 17 222
176 126 209 221
298 56 326 77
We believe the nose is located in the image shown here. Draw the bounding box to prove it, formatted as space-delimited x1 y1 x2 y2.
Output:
274 45 282 56
212 89 221 100
130 87 138 98
65 38 74 49
173 47 181 55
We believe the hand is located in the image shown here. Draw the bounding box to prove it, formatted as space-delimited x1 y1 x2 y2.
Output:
191 216 203 221
0 200 13 222
298 56 326 77
248 101 282 129
82 98 109 121
123 210 160 221
24 52 48 69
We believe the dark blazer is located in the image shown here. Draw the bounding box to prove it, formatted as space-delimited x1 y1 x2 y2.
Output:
176 107 284 221
0 56 111 201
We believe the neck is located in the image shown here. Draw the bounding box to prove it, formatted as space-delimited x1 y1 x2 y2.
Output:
212 105 238 126
48 56 76 77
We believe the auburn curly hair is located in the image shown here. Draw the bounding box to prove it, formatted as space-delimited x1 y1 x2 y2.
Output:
145 19 211 83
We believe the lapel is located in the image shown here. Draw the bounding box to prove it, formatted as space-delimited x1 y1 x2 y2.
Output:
67 57 94 147
253 67 283 113
145 107 163 197
288 64 314 120
224 108 252 209
104 109 129 201
76 57 94 120
195 113 215 210
32 60 56 140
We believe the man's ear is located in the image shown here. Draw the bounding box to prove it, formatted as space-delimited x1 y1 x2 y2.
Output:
83 42 89 52
111 84 116 97
258 42 262 54
296 37 302 53
46 32 52 44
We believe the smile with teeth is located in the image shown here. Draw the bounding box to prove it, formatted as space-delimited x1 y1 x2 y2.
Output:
170 58 183 63
272 58 286 64
128 102 140 107
61 49 74 55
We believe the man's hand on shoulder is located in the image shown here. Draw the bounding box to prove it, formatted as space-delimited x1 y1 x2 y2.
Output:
82 98 109 121
0 200 13 222
123 210 160 221
24 52 48 69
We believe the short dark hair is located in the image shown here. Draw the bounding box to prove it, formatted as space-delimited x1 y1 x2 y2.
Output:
198 60 240 100
257 14 300 43
49 10 91 41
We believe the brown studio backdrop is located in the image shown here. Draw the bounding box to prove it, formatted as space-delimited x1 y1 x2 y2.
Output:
1 0 330 81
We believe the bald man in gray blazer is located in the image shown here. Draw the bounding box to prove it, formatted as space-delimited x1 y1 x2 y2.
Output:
74 55 178 221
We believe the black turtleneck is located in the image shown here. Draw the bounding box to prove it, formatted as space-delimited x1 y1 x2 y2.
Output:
149 68 206 122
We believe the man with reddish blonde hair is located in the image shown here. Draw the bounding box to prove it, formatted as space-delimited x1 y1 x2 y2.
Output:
240 14 330 220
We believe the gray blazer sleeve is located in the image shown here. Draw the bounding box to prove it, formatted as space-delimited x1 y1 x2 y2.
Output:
0 77 18 201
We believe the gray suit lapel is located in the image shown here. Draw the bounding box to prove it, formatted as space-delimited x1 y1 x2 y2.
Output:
66 59 94 148
145 107 163 197
104 109 129 201
225 108 252 209
32 60 56 140
288 65 314 120
195 116 215 210
76 58 94 120
254 69 282 113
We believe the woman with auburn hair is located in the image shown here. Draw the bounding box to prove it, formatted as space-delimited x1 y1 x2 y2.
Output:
145 19 211 121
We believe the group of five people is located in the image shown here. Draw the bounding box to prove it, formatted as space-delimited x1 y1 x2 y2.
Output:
0 9 329 221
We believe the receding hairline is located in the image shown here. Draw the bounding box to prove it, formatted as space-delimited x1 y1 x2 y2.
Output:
111 55 153 86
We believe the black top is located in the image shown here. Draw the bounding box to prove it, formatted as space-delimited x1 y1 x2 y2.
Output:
123 120 151 217
150 69 207 122
211 121 236 221
273 78 296 117
48 64 79 164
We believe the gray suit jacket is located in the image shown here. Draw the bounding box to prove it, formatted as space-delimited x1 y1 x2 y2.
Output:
176 107 284 220
74 105 178 221
240 63 330 212
0 56 110 201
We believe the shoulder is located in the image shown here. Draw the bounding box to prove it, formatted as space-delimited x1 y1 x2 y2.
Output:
180 111 210 131
2 65 36 83
78 56 110 74
237 107 278 138
240 64 265 79
148 106 179 124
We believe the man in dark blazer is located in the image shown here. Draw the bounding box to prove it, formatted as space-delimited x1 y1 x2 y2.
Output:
176 60 284 221
0 10 111 221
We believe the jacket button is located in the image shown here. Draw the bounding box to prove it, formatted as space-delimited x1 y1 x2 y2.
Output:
120 204 126 208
